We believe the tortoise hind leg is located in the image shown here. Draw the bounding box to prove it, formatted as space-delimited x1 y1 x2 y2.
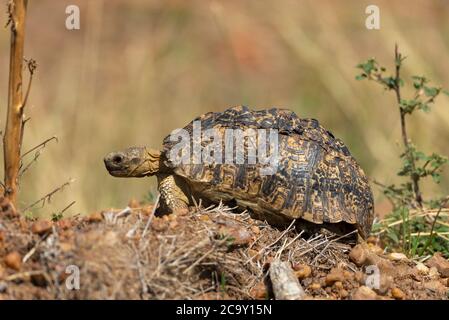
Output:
156 174 189 214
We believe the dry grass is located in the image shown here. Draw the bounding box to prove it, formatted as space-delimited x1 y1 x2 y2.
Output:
1 201 448 300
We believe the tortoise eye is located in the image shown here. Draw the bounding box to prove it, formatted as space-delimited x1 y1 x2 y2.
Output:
131 157 141 165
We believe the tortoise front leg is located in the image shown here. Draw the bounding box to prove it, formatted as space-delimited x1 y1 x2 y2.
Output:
156 174 189 214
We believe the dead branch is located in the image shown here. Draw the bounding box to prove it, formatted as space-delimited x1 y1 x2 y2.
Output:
3 0 29 204
21 136 58 159
22 178 75 212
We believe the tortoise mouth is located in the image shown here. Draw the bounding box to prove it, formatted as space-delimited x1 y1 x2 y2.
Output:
104 153 130 177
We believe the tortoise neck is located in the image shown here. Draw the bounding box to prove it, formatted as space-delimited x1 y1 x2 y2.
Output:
145 148 171 175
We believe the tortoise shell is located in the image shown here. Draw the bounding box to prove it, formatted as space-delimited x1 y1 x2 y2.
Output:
162 106 374 238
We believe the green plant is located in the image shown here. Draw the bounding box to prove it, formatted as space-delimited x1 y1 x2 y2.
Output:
357 45 449 258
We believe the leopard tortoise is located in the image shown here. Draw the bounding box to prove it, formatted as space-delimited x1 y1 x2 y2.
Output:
104 106 374 238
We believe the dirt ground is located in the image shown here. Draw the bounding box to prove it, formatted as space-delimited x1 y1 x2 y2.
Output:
0 196 448 300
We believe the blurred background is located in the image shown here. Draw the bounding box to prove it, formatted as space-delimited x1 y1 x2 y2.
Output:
0 0 448 218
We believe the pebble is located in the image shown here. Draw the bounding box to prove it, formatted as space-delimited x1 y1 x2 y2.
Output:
415 262 429 275
388 252 408 262
249 282 267 299
333 281 344 289
349 244 366 266
424 280 446 294
325 268 346 286
218 226 253 246
368 244 384 255
293 264 312 280
128 198 140 208
426 253 449 277
56 219 72 230
151 217 168 232
4 251 22 271
309 282 321 290
31 220 53 235
391 287 406 300
429 267 440 279
86 212 103 222
352 286 378 300
251 226 260 235
339 289 349 298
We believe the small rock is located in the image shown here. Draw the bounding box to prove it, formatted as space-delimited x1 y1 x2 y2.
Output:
429 267 440 279
366 236 380 245
0 281 7 293
86 212 103 223
415 262 429 275
199 214 211 222
151 217 168 232
0 265 5 279
218 226 253 246
56 219 72 230
325 268 346 286
293 264 312 280
367 244 384 255
128 198 140 208
374 274 394 295
59 242 74 253
169 220 179 229
249 282 267 299
388 252 408 262
141 205 154 216
426 253 449 277
31 220 53 235
4 251 22 271
424 280 447 294
251 226 260 235
340 289 349 298
31 273 48 287
309 282 321 290
366 253 396 276
334 281 344 290
391 287 406 300
354 271 366 284
352 286 377 300
349 244 367 266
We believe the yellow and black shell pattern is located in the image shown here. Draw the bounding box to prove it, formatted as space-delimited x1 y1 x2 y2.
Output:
162 106 374 238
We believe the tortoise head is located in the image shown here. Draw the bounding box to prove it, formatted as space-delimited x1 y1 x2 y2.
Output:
104 147 161 177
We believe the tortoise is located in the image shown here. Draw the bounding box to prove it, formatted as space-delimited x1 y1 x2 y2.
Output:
104 106 374 238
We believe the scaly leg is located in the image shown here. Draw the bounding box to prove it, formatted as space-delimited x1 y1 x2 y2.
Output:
156 174 189 214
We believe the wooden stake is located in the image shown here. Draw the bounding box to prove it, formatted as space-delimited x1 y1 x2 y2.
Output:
3 0 28 206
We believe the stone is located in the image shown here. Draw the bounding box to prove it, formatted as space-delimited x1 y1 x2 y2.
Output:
293 264 312 280
391 287 406 300
415 262 429 275
325 268 346 286
349 244 367 266
86 211 103 222
352 286 377 300
4 251 22 271
388 252 408 262
31 220 53 235
309 282 321 290
426 253 449 277
218 226 253 246
249 282 267 299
